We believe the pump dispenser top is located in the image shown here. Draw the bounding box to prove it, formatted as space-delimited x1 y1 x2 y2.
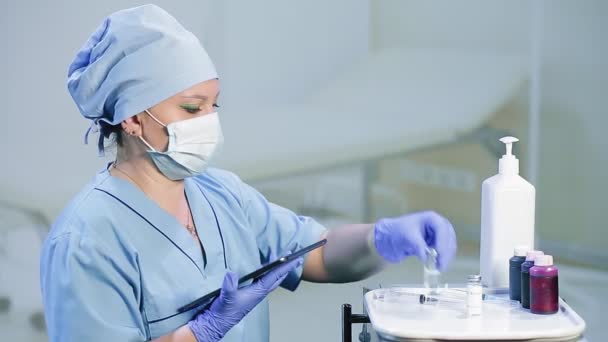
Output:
499 136 519 174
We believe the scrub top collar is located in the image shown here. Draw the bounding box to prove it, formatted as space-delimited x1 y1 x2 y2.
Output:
93 165 227 276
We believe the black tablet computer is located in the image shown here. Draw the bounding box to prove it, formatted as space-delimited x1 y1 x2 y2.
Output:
177 238 327 313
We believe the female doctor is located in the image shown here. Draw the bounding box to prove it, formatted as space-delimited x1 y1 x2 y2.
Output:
40 4 457 342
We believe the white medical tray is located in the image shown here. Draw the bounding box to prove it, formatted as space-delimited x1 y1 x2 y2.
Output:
364 287 586 341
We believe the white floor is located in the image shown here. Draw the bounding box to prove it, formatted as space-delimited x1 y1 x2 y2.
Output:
269 256 608 341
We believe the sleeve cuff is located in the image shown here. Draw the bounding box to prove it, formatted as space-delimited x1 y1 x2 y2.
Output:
280 220 327 291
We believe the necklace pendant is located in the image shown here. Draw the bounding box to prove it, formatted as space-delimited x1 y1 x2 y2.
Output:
186 224 197 238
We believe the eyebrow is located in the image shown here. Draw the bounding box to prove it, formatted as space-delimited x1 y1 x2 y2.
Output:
181 92 221 101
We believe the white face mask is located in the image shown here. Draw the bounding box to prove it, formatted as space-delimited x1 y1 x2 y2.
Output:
139 109 224 180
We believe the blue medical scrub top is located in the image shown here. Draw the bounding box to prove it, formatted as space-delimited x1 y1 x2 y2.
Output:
40 166 326 341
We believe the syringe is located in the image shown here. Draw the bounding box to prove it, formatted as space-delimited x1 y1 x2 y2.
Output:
418 293 464 310
419 293 518 306
374 288 424 302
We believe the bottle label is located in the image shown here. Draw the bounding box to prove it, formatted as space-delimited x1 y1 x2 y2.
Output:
530 275 559 313
467 285 483 315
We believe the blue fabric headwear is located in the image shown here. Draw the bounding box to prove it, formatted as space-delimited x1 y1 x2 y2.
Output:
67 4 217 155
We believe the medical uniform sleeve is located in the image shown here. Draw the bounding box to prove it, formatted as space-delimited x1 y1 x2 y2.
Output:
236 179 327 291
41 231 147 342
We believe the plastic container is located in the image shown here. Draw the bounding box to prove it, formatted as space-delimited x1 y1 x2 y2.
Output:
521 250 544 309
530 255 559 314
509 246 529 301
480 136 536 288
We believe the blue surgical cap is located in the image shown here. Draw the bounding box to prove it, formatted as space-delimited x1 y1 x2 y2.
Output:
67 4 217 154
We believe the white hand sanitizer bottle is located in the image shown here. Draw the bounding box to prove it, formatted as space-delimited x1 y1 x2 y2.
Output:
480 137 535 288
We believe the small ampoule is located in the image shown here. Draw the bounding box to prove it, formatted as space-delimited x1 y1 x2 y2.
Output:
424 247 440 295
467 275 483 316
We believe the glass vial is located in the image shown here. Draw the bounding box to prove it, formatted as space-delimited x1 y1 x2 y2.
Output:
466 274 483 316
424 247 440 295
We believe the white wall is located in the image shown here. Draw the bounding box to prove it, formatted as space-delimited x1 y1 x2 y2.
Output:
0 0 369 221
536 0 608 254
371 0 608 261
0 0 217 218
372 0 530 52
220 0 369 108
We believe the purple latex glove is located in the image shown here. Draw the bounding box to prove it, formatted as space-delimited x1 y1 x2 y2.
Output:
374 211 457 271
188 256 303 342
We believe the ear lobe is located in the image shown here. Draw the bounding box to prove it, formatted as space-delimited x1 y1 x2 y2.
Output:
121 115 143 136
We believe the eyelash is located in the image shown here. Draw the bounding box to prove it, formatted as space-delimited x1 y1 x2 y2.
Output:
183 104 220 113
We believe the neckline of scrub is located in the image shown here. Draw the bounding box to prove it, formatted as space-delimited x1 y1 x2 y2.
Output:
95 167 209 275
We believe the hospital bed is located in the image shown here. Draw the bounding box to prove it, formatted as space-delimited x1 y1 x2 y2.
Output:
215 47 528 220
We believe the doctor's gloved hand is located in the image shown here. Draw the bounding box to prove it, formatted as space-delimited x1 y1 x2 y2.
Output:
188 256 303 342
374 211 457 271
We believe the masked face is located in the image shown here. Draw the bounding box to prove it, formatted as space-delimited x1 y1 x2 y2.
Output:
139 109 224 180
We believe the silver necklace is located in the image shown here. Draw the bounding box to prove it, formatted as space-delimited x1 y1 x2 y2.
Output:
113 162 198 240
